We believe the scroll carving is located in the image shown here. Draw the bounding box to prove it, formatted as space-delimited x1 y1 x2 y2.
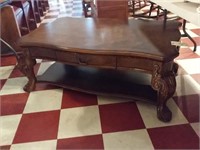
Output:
151 64 176 122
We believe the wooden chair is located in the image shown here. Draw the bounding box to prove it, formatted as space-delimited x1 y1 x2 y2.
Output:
30 0 41 23
0 5 23 56
82 0 91 17
13 6 30 35
1 37 27 81
11 0 37 31
129 0 147 16
130 1 177 29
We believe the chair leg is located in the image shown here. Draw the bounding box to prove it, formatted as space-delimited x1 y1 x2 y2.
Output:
156 6 161 20
148 2 154 17
163 9 167 30
182 19 197 52
82 1 87 17
132 0 135 16
82 1 91 17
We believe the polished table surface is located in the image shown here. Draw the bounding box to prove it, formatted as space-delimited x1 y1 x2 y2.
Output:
19 17 181 62
18 17 181 122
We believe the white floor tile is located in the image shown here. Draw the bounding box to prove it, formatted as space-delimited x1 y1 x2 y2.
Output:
10 140 57 150
103 129 154 150
58 106 101 139
23 89 63 113
0 77 28 96
194 46 200 56
36 59 43 63
37 61 55 76
41 18 57 24
0 115 22 146
64 3 73 7
48 6 59 10
136 99 188 128
186 22 200 29
45 12 59 16
175 75 200 96
184 29 199 38
0 66 15 80
190 122 200 138
58 14 72 18
176 58 200 74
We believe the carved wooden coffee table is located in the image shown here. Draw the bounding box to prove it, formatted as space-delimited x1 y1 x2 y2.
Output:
18 17 181 122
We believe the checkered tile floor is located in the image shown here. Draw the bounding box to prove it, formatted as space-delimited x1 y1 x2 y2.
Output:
1 0 200 149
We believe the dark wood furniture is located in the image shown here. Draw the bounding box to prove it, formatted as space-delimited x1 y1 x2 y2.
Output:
30 0 41 23
11 0 37 32
82 0 92 17
0 5 23 55
17 17 181 122
13 6 30 36
90 0 128 20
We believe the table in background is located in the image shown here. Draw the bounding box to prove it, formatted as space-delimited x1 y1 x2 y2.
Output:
150 0 200 51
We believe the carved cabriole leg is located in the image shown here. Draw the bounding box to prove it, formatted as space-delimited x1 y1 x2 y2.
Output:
151 64 176 122
17 49 37 92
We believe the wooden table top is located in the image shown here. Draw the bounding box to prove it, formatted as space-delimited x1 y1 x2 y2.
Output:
18 17 181 62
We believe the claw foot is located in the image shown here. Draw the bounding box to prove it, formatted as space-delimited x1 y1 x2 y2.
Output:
157 105 172 122
23 79 36 92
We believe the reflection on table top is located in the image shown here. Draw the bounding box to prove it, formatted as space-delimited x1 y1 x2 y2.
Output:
18 17 181 61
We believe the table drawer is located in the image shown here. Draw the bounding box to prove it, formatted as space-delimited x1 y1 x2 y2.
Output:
117 56 154 71
56 51 77 64
77 54 116 68
29 47 56 59
56 52 116 68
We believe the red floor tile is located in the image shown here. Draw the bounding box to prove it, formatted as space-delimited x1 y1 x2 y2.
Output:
9 67 24 78
175 48 200 60
99 102 145 133
0 56 17 67
191 28 200 36
148 124 200 149
34 83 59 91
57 134 104 149
61 89 98 109
174 94 200 122
181 37 200 47
0 93 29 116
0 0 200 149
0 79 7 90
8 62 40 78
0 145 11 150
179 47 193 54
13 110 60 144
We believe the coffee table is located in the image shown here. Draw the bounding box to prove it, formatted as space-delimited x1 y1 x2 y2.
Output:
17 17 181 122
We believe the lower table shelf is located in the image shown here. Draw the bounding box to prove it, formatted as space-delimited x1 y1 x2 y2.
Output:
37 62 157 104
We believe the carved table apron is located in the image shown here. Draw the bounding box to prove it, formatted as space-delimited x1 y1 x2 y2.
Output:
17 17 181 122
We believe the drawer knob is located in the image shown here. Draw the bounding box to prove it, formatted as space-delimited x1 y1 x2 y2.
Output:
77 55 88 65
